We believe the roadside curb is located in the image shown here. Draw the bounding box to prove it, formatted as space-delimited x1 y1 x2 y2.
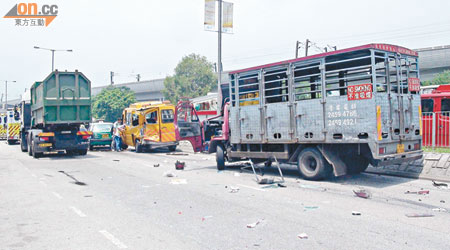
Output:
366 152 450 183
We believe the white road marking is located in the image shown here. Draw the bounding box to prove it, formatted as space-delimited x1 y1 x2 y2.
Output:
237 184 266 192
99 230 128 249
52 192 63 199
39 181 47 186
69 206 87 217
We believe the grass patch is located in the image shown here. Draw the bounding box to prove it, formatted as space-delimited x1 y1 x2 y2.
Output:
423 146 450 154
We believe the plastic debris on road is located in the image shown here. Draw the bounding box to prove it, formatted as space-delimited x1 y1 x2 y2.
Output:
432 208 447 212
113 159 120 162
353 189 372 199
352 211 361 216
163 171 177 177
440 200 446 203
261 184 278 189
229 186 240 193
405 213 434 218
304 206 318 211
277 183 287 188
432 180 448 188
170 178 187 185
297 233 308 239
153 164 160 167
175 161 185 170
247 219 264 228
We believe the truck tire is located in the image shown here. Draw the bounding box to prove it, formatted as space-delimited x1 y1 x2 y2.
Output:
31 140 42 159
297 147 331 180
28 138 32 156
343 155 370 174
216 144 225 170
21 139 28 152
168 145 177 152
135 140 142 153
89 145 94 151
78 149 88 155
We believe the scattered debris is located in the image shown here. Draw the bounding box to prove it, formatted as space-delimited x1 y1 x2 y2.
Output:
352 211 361 216
113 159 120 162
261 184 278 189
202 215 213 221
163 171 176 177
84 195 93 198
303 206 318 211
247 219 264 228
405 190 429 195
440 200 446 203
170 178 187 185
432 180 448 187
178 211 182 215
175 161 185 170
353 189 372 199
167 152 188 156
405 213 434 218
432 208 447 212
258 178 274 185
277 183 287 188
234 173 240 177
297 233 308 239
153 164 160 167
229 186 240 193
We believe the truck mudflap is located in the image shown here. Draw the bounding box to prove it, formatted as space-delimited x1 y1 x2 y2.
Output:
317 145 347 177
372 150 423 167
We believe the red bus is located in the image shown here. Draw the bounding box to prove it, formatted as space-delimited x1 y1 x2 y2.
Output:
421 84 450 147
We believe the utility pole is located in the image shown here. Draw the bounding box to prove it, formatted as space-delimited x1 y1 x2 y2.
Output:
218 0 223 95
295 41 300 58
305 39 310 57
4 80 16 109
110 71 114 85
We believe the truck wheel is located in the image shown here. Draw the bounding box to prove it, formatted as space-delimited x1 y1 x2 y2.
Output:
78 149 88 155
216 144 225 170
168 145 177 152
343 155 370 174
89 145 94 151
21 139 28 152
31 141 42 159
28 138 32 156
135 140 142 153
297 147 331 180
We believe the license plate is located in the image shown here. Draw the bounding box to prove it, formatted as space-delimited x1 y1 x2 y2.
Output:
397 144 405 153
102 134 109 138
39 143 52 147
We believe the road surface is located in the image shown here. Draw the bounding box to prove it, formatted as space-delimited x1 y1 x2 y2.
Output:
1 142 449 250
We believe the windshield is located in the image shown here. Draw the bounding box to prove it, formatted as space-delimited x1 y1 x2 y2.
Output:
92 123 113 132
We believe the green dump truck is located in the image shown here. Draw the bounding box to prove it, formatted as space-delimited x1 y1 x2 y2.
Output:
23 70 93 158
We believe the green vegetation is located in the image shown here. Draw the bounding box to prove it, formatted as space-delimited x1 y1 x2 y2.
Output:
422 70 450 86
423 146 450 154
92 86 136 122
162 54 217 104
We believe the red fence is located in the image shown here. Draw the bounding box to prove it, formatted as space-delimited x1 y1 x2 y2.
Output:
423 112 450 147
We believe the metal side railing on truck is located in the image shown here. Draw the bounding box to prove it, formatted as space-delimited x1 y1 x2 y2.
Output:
23 70 93 158
205 43 423 180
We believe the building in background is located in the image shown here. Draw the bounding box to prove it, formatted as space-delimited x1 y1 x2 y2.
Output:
416 45 450 81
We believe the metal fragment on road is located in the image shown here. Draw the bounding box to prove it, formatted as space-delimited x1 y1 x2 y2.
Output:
167 152 188 156
352 211 361 216
297 233 308 239
405 190 430 195
153 164 160 167
405 213 434 218
258 178 274 185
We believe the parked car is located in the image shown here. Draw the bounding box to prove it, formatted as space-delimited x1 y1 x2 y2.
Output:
89 122 113 150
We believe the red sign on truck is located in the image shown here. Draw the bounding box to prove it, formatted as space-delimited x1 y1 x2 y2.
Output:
408 78 420 92
347 84 373 101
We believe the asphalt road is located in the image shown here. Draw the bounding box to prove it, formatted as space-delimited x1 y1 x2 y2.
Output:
1 142 450 250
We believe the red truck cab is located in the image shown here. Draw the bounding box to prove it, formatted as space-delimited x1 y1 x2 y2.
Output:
421 85 450 147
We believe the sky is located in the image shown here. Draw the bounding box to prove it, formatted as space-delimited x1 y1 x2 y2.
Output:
1 0 450 101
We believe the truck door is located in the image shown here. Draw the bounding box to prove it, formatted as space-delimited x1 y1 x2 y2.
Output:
388 55 406 141
160 108 176 142
176 101 203 152
144 109 160 142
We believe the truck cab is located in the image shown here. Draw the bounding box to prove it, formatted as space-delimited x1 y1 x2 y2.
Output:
6 108 21 145
121 101 178 153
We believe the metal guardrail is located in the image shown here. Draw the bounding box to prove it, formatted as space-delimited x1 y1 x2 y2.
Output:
423 111 450 147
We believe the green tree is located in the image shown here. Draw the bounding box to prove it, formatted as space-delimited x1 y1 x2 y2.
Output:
92 86 136 122
422 70 450 86
162 54 217 104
